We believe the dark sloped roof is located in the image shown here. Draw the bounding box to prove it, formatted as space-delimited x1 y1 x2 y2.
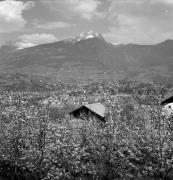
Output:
70 103 106 118
161 90 173 106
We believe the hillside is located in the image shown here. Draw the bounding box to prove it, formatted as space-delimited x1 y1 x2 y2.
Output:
0 31 173 84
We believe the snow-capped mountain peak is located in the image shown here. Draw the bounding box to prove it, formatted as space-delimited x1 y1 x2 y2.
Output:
79 31 101 40
65 31 104 43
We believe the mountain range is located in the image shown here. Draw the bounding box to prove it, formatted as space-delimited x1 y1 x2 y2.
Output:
0 31 173 85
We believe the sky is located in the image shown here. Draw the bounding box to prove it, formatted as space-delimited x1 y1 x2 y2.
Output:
0 0 172 48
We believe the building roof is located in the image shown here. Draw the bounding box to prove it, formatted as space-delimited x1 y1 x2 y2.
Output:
70 102 106 118
161 90 173 106
85 103 105 117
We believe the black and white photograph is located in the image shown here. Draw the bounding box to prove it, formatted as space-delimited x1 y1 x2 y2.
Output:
0 0 173 179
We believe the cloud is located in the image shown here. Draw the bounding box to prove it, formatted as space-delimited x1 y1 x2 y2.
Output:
104 15 151 44
0 0 34 33
33 21 75 30
69 0 102 19
42 0 103 20
16 33 58 49
107 0 173 5
104 0 173 44
151 0 173 5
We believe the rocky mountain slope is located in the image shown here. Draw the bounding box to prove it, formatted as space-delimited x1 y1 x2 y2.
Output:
0 31 173 84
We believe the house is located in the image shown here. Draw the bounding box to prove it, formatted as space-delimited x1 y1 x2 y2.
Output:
69 103 106 122
161 90 173 106
161 91 173 116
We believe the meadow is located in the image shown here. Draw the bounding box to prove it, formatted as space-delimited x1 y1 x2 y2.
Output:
0 80 172 180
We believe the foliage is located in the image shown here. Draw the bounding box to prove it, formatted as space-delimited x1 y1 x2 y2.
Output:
0 80 172 180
